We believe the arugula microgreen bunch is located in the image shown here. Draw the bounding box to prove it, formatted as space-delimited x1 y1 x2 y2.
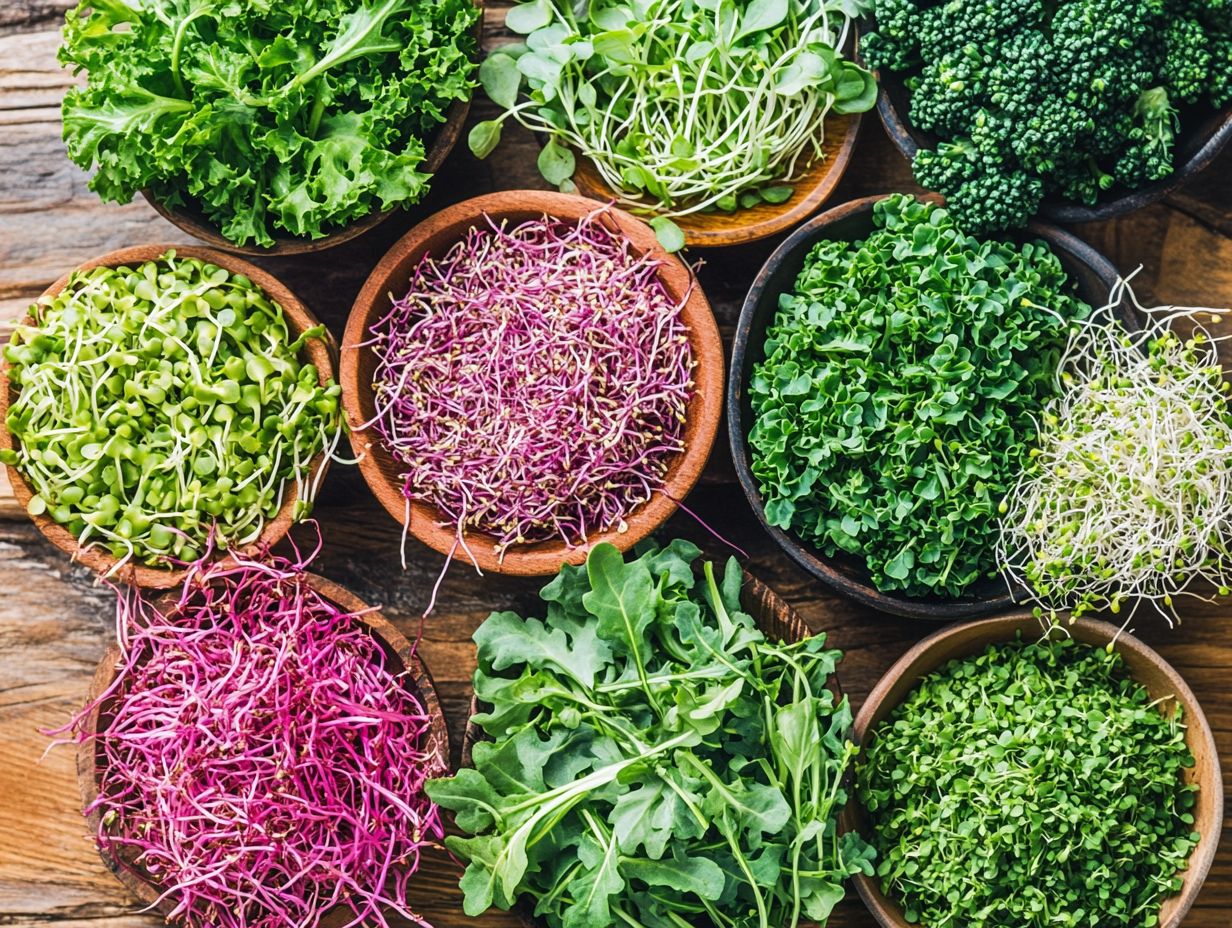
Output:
998 279 1232 624
857 634 1201 928
747 194 1089 598
1 252 342 570
426 540 874 928
58 0 479 247
471 0 876 248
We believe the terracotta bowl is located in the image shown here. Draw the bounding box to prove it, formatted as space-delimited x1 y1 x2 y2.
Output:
872 47 1232 223
76 573 451 919
846 612 1222 928
0 244 335 589
728 193 1132 620
340 190 724 577
571 111 862 249
458 567 832 927
142 3 484 257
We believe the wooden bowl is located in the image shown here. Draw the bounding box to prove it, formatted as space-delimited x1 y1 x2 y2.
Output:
142 5 484 257
76 573 450 920
0 244 335 589
458 567 831 928
571 111 862 249
846 612 1223 928
340 190 724 576
872 53 1232 223
727 193 1131 620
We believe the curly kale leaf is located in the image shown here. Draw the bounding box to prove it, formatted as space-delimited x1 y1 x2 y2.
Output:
59 0 478 246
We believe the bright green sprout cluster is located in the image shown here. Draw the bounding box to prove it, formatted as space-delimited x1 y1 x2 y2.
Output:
748 194 1089 598
858 635 1201 928
864 0 1232 232
2 252 342 570
470 0 877 245
998 282 1232 623
427 541 874 928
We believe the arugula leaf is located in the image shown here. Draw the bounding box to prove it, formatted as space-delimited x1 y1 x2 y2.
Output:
430 542 870 928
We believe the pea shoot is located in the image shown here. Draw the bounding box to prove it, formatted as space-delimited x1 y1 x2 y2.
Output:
857 634 1200 928
2 252 342 571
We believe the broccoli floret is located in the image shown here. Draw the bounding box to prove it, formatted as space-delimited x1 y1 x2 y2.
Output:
1114 86 1179 186
1163 17 1214 101
871 0 1231 232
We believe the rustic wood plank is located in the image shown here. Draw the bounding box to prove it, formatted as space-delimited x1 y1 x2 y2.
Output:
2 5 1232 928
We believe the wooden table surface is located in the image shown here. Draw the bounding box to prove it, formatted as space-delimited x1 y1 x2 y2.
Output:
2 3 1230 926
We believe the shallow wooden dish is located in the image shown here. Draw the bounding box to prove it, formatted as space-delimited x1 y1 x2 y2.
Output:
0 244 335 589
846 612 1223 928
76 573 451 919
571 111 862 248
458 568 829 928
143 4 484 256
340 190 724 577
728 193 1130 620
873 52 1232 223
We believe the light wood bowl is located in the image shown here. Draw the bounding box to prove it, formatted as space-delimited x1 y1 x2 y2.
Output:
458 567 832 927
0 244 335 589
142 3 484 256
728 193 1132 620
340 190 724 576
76 573 451 919
871 41 1232 223
571 111 862 248
846 612 1222 928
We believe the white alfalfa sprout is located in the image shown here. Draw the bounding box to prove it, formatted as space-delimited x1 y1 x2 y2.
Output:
997 276 1232 625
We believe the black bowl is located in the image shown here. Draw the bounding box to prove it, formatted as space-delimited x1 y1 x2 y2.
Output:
873 52 1232 223
727 193 1132 620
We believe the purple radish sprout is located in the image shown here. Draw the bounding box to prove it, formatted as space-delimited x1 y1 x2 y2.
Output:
73 552 445 928
364 207 695 559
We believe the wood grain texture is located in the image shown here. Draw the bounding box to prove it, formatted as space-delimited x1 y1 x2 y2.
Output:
1 3 1231 927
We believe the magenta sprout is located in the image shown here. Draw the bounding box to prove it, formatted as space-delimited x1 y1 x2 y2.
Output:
74 551 445 928
364 206 695 558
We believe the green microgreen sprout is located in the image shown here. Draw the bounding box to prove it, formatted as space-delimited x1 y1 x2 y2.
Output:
998 274 1232 624
1 251 343 572
857 632 1201 928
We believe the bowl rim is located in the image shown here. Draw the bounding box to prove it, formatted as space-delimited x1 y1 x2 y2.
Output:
868 41 1232 223
75 571 451 915
726 192 1129 619
845 611 1223 928
570 110 864 248
142 0 486 256
0 244 335 589
339 189 725 577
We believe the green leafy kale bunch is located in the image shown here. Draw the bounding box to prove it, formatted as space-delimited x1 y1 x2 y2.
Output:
747 194 1089 598
59 0 479 247
863 0 1232 232
857 635 1201 928
426 541 874 928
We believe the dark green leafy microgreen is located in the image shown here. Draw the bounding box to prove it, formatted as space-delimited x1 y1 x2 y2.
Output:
426 540 873 928
59 0 479 247
746 194 1089 598
856 634 1201 928
863 0 1232 232
2 251 341 569
469 0 876 239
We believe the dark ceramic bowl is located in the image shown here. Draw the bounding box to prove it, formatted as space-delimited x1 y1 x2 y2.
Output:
872 46 1232 223
728 193 1133 620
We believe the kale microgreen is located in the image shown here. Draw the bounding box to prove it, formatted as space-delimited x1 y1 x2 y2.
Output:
426 540 874 928
856 634 1201 928
59 0 479 247
746 194 1090 598
469 0 876 241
